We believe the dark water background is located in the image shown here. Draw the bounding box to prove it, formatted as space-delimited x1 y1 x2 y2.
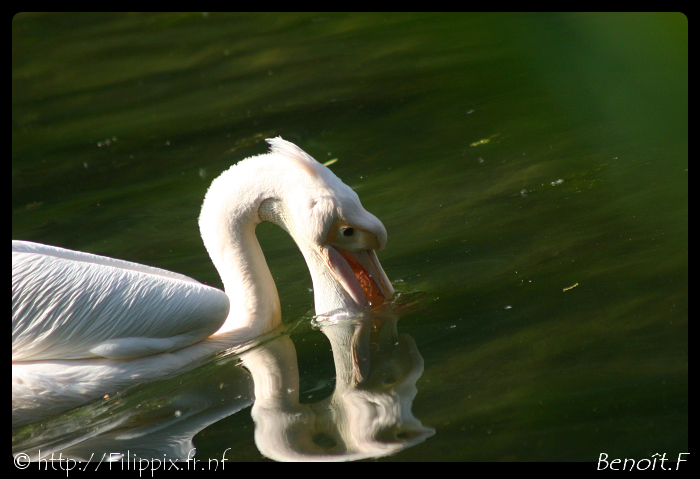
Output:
13 13 687 462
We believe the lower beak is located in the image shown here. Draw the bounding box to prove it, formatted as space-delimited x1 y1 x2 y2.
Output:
325 246 394 309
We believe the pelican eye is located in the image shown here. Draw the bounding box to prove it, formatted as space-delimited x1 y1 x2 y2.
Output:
326 220 380 251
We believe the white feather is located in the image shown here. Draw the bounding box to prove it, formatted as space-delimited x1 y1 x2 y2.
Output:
12 137 393 425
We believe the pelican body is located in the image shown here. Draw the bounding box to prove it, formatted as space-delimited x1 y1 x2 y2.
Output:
12 138 393 422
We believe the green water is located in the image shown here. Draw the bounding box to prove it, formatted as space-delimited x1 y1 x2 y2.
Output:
12 13 687 462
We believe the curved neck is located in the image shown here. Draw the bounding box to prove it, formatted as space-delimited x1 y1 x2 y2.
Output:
199 160 284 338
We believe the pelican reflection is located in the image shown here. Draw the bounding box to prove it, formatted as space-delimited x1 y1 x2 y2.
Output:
13 314 433 462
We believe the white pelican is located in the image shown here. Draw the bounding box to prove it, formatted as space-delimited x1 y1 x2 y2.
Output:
12 138 394 421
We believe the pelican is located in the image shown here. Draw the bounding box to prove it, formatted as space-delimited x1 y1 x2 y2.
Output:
12 138 393 421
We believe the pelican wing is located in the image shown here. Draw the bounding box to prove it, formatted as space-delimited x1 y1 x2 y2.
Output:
12 241 230 361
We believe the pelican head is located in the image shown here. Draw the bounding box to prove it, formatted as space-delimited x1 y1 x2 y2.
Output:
199 137 394 334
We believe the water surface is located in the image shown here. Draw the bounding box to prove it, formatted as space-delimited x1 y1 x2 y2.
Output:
12 12 687 462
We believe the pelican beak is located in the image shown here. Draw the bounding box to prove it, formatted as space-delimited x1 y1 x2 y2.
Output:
324 245 394 310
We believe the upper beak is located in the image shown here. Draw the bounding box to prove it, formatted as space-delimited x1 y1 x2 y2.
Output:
324 246 394 309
